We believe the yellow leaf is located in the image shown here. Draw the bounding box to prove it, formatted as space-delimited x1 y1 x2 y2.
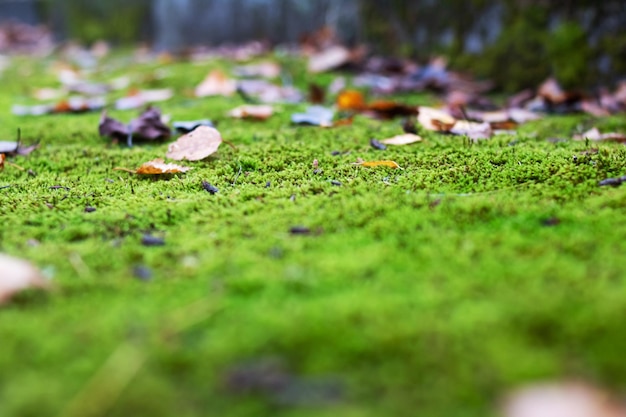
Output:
358 160 401 169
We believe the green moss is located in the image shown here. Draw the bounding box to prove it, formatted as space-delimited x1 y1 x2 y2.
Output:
1 53 626 417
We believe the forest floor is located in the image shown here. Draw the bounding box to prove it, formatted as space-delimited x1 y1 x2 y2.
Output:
1 51 626 417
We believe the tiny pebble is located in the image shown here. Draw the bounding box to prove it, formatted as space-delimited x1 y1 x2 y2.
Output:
141 234 165 246
133 265 153 281
289 226 311 235
599 177 622 187
331 180 342 186
313 169 322 174
331 150 341 156
265 181 271 188
370 139 387 150
84 206 96 213
202 181 219 194
542 217 561 227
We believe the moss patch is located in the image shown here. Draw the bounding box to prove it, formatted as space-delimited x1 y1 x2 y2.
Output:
1 54 626 417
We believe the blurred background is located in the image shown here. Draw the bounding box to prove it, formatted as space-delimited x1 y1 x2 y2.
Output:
1 0 625 90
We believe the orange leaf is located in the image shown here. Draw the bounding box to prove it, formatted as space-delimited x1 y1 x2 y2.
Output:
358 160 401 169
134 158 192 175
337 90 366 111
0 153 4 170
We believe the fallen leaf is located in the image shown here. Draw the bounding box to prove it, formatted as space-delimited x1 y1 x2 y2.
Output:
0 254 49 305
308 45 351 73
417 106 456 131
573 128 626 143
0 154 4 170
538 77 568 104
309 83 326 104
380 134 422 146
357 160 401 169
128 107 171 143
98 111 130 141
450 120 493 140
166 126 223 161
0 140 39 157
135 158 192 175
502 382 626 417
366 100 418 119
229 105 273 120
115 88 173 110
195 69 237 97
233 61 281 78
291 106 335 127
337 90 366 111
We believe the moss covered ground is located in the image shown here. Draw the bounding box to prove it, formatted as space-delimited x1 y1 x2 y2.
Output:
1 53 626 417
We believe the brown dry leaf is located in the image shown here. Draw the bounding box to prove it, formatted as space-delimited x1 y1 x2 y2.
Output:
308 45 351 73
135 158 192 175
0 254 49 305
367 100 418 119
0 153 5 170
580 99 611 117
195 69 237 97
337 90 366 111
574 128 626 143
502 382 626 417
417 106 456 131
166 126 223 161
228 105 273 120
380 134 422 146
357 160 401 169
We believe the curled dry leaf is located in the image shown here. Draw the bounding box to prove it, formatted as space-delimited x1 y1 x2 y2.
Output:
503 382 626 417
129 107 171 142
366 100 418 119
195 69 237 97
134 158 192 175
417 106 456 131
0 153 4 170
356 160 401 169
0 254 49 305
380 134 422 146
229 105 273 120
166 126 223 161
538 77 568 104
99 111 129 141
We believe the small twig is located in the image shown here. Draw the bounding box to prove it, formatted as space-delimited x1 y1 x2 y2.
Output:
6 161 25 171
232 160 243 186
222 139 238 151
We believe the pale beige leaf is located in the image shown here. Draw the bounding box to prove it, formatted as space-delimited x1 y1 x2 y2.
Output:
503 382 626 417
166 126 223 161
308 45 351 73
574 128 626 142
228 105 274 120
0 254 49 305
450 120 492 140
380 134 422 146
195 70 237 97
135 158 192 174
